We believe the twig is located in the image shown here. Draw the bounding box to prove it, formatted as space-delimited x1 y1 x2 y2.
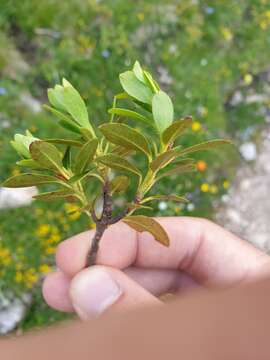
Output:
87 224 106 266
86 186 140 266
86 181 114 266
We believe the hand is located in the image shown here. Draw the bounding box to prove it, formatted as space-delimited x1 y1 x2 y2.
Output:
43 217 270 320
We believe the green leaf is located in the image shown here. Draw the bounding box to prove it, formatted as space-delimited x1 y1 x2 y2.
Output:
133 61 145 83
141 195 188 204
123 215 170 246
151 140 231 173
16 159 42 169
74 138 98 174
47 87 66 112
171 158 195 165
2 174 59 188
126 203 153 212
99 123 151 160
11 133 39 159
133 99 152 113
119 71 153 104
156 162 196 181
152 91 174 133
33 189 75 201
143 70 160 93
44 104 81 134
96 154 142 180
80 128 94 141
115 92 130 100
63 146 72 169
58 119 82 134
61 79 92 130
177 139 232 157
162 116 193 145
69 171 104 184
110 176 130 194
111 146 134 157
10 140 26 158
150 149 177 172
30 141 63 173
108 108 154 127
45 139 82 147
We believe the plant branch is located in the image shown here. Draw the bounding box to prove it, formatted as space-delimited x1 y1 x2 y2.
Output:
86 188 142 266
87 223 106 266
86 181 112 266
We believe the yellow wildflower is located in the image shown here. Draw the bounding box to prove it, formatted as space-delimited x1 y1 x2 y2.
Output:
0 247 12 265
221 27 233 41
265 10 270 19
200 183 209 193
65 203 82 221
209 185 218 194
0 247 10 258
49 234 61 244
65 203 80 213
39 264 52 274
45 246 56 255
36 224 50 237
244 73 253 85
68 211 81 221
223 180 230 189
192 121 202 132
24 268 38 288
2 257 11 266
15 271 23 283
260 20 267 30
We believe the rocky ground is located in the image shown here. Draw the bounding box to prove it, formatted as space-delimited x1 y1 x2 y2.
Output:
216 124 270 252
215 67 270 251
0 188 36 334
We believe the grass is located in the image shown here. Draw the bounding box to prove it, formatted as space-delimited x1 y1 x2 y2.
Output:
0 0 270 330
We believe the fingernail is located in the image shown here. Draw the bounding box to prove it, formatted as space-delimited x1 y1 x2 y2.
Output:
70 268 122 320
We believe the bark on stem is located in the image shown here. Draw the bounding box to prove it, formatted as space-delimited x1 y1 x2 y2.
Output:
87 224 106 266
86 181 139 267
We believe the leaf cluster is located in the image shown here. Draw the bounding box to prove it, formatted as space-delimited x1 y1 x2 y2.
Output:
3 61 231 246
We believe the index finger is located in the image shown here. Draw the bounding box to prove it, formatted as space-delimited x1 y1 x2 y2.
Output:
56 217 270 285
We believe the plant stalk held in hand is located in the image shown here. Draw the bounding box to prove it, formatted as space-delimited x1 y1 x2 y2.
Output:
3 61 231 266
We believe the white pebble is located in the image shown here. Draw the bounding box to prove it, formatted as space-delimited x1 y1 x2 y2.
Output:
239 142 257 161
0 187 37 209
158 201 168 211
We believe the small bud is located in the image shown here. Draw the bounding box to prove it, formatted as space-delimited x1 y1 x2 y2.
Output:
10 131 39 159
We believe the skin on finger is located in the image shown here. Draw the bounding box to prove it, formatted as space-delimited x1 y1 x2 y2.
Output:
125 267 201 296
69 265 161 320
56 222 137 277
43 272 73 312
56 217 270 286
43 267 199 312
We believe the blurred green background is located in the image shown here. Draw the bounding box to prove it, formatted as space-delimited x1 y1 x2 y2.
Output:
0 0 270 330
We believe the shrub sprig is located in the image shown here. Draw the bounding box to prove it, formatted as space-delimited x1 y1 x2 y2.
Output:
3 61 231 265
